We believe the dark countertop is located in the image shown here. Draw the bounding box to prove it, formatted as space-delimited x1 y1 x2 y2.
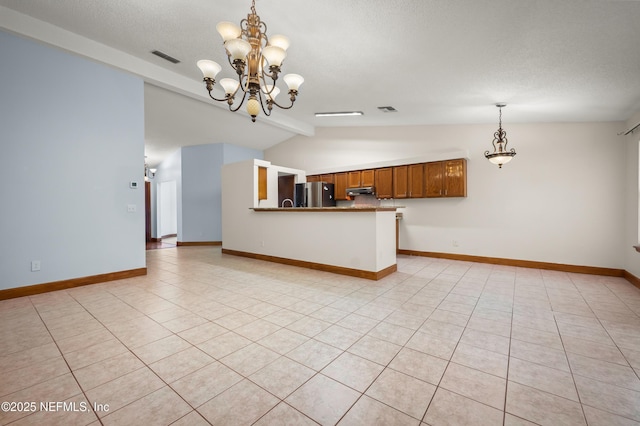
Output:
252 207 402 212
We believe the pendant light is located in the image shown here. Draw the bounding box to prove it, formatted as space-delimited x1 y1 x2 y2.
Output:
484 104 516 168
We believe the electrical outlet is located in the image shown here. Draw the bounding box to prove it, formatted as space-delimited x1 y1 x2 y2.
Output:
127 204 136 213
31 260 41 272
452 240 459 247
260 241 265 247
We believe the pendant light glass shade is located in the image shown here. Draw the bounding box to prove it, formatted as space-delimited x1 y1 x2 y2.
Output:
261 46 286 67
196 60 221 79
283 74 304 91
220 78 240 95
268 34 290 51
225 38 252 61
216 22 242 42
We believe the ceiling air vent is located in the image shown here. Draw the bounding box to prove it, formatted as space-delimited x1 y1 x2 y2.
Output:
151 50 180 64
377 106 397 113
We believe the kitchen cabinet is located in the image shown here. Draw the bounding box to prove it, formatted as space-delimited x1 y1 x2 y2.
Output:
347 171 362 188
425 159 467 198
408 164 424 198
334 172 349 200
425 162 444 197
304 158 466 201
258 166 268 200
361 169 375 187
321 174 335 184
444 159 467 197
393 166 408 198
375 168 393 199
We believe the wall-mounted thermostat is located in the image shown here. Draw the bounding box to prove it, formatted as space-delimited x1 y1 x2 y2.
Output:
130 181 138 189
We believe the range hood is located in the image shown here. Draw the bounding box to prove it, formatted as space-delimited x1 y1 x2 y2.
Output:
347 186 375 196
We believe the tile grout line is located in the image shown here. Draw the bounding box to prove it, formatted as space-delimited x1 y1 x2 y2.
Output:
28 293 105 426
64 288 215 424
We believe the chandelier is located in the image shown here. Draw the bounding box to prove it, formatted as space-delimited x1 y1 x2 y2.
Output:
196 0 304 122
484 104 516 168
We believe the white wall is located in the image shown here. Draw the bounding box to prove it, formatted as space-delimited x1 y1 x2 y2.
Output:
221 160 396 272
152 148 182 239
181 144 224 242
0 30 145 290
624 111 640 278
159 181 177 237
151 143 262 242
266 122 627 269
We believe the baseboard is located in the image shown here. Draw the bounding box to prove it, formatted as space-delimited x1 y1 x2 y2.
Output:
177 241 222 246
150 237 161 242
624 270 640 289
398 249 625 277
222 248 397 280
0 268 147 301
161 233 177 239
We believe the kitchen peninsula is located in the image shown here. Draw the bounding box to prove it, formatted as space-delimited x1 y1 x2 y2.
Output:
221 159 400 279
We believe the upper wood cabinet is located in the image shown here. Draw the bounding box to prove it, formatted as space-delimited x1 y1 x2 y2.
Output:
393 166 408 198
347 171 362 188
375 168 393 199
321 174 335 184
444 159 467 197
425 162 445 197
408 164 424 198
425 159 467 198
258 166 268 200
334 172 349 200
361 169 375 187
305 158 466 201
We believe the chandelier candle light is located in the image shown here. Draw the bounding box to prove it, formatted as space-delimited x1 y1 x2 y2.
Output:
484 104 516 168
196 0 304 122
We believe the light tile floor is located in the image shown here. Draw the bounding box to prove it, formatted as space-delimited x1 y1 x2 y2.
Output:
1 247 640 425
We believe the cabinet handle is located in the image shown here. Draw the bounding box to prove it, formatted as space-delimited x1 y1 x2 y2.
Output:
445 189 448 196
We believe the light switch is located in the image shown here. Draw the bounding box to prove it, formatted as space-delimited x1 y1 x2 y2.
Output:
127 204 136 212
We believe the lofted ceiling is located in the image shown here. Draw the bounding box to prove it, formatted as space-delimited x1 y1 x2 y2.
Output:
1 0 640 166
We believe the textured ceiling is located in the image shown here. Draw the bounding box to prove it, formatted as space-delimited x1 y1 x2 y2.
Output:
2 0 640 165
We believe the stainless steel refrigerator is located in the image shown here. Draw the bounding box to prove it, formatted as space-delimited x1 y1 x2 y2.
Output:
294 182 336 207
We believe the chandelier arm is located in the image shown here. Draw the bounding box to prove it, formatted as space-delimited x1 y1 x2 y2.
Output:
228 92 247 112
268 95 297 110
202 78 230 102
208 91 230 103
257 91 273 116
261 68 280 84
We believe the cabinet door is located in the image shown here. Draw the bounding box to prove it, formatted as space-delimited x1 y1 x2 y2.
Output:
375 168 393 199
258 166 268 200
321 174 335 184
408 164 424 198
347 171 362 188
361 169 375 187
334 172 349 200
444 159 467 197
393 166 408 198
425 162 444 197
306 175 321 183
